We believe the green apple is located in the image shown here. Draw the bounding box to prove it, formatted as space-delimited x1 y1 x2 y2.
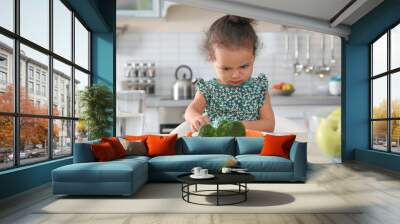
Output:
316 108 341 158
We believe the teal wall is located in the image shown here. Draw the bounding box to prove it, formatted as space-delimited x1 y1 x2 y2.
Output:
91 0 116 136
0 158 72 199
343 0 400 171
0 0 116 200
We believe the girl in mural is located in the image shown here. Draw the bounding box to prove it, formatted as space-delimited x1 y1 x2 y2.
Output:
184 15 275 132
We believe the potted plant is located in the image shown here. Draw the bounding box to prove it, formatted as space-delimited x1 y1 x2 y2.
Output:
79 84 114 140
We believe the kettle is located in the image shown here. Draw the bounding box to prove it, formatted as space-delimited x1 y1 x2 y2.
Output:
172 65 193 100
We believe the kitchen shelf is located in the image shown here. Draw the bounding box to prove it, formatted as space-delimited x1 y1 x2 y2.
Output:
145 95 341 108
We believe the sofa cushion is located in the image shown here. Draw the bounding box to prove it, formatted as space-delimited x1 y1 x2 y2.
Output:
74 140 100 163
177 137 235 155
235 137 264 155
149 154 235 172
236 155 293 172
115 155 150 164
52 158 147 183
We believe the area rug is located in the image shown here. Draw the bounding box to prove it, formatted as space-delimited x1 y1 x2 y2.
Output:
37 183 362 214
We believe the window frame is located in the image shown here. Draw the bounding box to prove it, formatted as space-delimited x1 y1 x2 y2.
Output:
370 21 400 154
0 0 92 171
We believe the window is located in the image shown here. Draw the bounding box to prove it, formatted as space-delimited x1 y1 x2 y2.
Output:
74 69 89 118
0 71 6 84
371 23 400 154
0 54 7 67
53 119 72 158
35 70 41 81
28 81 34 94
53 0 72 60
0 0 14 32
53 59 71 117
0 0 91 170
0 116 13 170
75 18 89 70
0 35 13 112
36 83 40 95
20 0 49 49
42 85 46 97
28 67 34 80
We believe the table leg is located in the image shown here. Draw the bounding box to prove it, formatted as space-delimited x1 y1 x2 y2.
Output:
187 184 190 202
195 184 197 192
217 184 219 206
245 183 247 201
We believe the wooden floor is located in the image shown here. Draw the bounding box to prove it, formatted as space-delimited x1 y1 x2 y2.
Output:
0 161 400 224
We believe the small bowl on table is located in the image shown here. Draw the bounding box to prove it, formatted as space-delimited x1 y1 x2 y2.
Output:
270 89 295 96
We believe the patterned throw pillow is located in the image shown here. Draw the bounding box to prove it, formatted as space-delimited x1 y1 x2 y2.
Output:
119 138 147 156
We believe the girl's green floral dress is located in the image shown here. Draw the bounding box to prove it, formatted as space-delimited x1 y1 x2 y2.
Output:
195 73 269 127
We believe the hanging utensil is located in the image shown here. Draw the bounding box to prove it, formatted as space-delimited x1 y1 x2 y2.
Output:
284 32 290 60
293 33 303 76
303 34 314 73
315 35 330 78
330 35 336 64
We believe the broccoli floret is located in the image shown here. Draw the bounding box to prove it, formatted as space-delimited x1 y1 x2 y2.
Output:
198 124 216 137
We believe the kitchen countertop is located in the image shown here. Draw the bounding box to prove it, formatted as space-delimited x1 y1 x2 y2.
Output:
145 94 341 107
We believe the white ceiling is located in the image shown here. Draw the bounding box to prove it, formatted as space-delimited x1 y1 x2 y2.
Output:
168 0 384 38
225 0 352 23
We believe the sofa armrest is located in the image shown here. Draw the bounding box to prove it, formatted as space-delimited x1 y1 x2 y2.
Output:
289 141 307 181
73 140 100 163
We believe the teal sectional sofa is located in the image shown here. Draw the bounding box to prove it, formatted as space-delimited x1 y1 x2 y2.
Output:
52 137 307 196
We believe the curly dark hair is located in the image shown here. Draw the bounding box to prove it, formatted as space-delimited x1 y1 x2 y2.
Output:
203 15 259 61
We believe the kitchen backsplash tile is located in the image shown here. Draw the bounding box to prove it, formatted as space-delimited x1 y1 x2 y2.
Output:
117 31 341 97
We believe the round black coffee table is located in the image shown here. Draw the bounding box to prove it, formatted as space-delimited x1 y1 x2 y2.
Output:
177 173 255 206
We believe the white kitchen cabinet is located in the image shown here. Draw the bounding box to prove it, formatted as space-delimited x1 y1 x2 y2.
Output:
273 105 339 137
143 107 159 134
142 106 187 134
117 0 176 18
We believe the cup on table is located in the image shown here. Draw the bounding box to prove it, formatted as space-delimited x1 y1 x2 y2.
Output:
221 167 232 174
191 167 202 176
199 168 208 176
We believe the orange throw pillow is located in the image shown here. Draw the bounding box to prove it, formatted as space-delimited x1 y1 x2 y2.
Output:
124 135 149 141
245 129 265 137
146 134 177 157
260 134 296 159
91 142 117 161
101 137 126 158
